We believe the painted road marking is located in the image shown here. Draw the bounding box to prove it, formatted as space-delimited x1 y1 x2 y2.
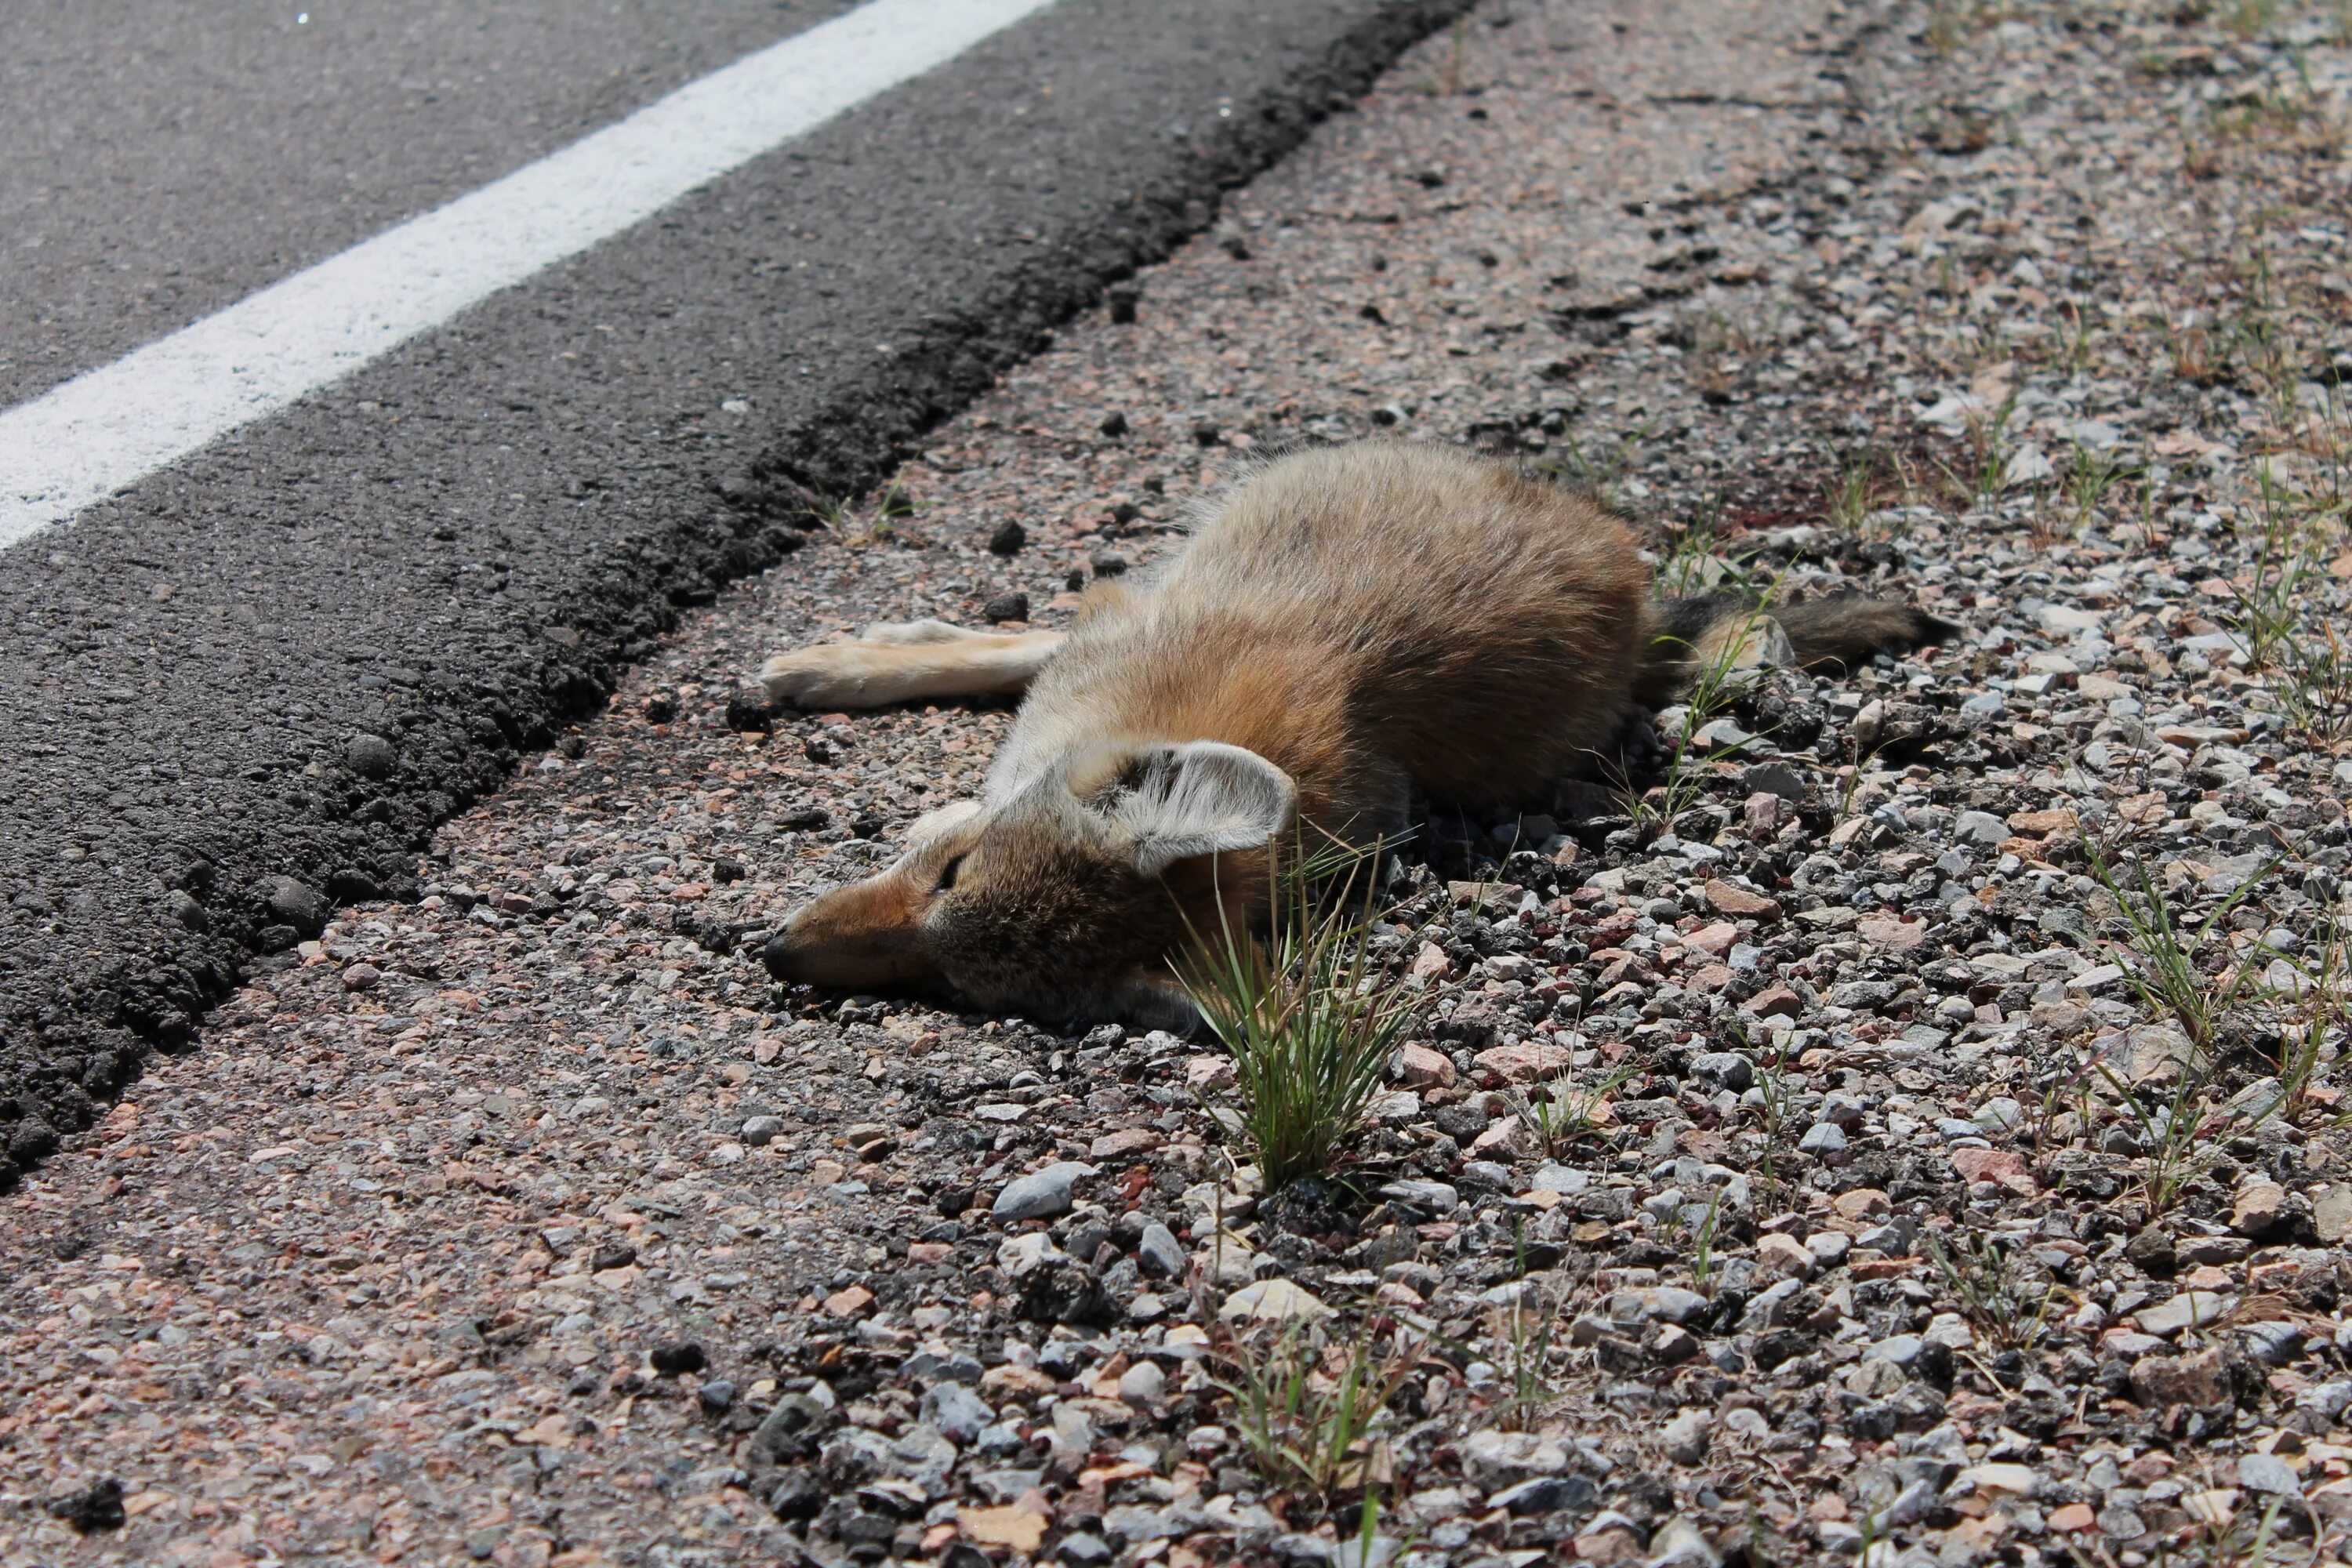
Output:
0 0 1059 551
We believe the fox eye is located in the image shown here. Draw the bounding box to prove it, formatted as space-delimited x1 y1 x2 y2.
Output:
934 855 964 893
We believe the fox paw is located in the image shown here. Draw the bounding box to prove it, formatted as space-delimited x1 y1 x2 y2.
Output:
856 619 983 645
760 644 903 709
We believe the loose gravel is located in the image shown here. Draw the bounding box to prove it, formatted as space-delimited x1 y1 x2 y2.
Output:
10 1 2352 1564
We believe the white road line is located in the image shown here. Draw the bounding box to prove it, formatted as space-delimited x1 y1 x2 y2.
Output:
0 0 1060 551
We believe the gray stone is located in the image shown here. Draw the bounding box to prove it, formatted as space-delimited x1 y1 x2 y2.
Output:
260 875 332 937
1104 1504 1184 1543
1649 1516 1723 1568
920 1382 994 1444
2235 1320 2304 1367
1661 1408 1710 1465
1117 1360 1166 1406
344 733 397 779
1137 1221 1187 1279
2237 1453 2301 1497
1688 1053 1753 1093
1798 1122 1848 1155
1740 762 1807 802
1490 1474 1596 1515
2135 1290 2234 1338
1955 811 2009 846
992 1161 1095 1222
1379 1178 1458 1213
1637 1287 1711 1326
740 1116 786 1146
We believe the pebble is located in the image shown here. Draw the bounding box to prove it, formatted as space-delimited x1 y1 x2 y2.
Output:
991 1161 1094 1222
1136 1222 1186 1279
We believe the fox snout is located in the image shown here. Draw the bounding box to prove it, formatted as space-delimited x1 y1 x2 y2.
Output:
761 874 932 991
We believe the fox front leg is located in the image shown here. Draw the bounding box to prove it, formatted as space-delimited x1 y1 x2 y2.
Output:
759 627 1064 709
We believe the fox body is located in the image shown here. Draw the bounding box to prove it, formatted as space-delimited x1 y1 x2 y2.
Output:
759 441 1951 1024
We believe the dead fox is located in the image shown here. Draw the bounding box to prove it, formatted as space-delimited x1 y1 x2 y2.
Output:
757 441 1953 1024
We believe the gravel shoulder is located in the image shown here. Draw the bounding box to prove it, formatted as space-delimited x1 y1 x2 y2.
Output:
10 2 2352 1565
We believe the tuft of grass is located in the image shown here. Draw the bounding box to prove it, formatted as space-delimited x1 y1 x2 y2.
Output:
1181 844 1416 1192
1618 583 1788 830
1923 1229 2064 1359
2085 837 2275 1055
1489 1287 1563 1431
1546 422 1652 512
1825 446 1896 536
2278 619 2352 743
1213 1317 1419 1505
1690 1188 1726 1298
1507 1057 1635 1157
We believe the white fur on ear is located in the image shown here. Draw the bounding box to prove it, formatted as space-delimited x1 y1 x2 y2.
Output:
906 800 984 844
889 800 984 870
1089 741 1295 877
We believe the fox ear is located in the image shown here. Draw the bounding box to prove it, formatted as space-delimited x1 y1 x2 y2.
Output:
1081 741 1295 877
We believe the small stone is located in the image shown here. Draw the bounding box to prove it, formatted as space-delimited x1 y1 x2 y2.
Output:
2048 1502 2096 1532
1218 1279 1329 1323
960 1503 1047 1553
2237 1453 2300 1497
1958 1464 2039 1497
996 1232 1067 1279
1740 762 1806 802
920 1382 995 1443
993 1160 1094 1222
1831 1188 1891 1221
698 1379 736 1413
340 963 381 992
46 1477 124 1534
2230 1181 2292 1239
986 520 1027 555
1661 1408 1710 1465
2134 1290 2234 1338
1490 1475 1594 1516
1378 1178 1458 1214
1798 1122 1847 1155
722 691 771 732
1394 1040 1455 1086
344 734 397 779
982 593 1030 623
1756 1233 1815 1279
2131 1343 2234 1407
1472 1040 1574 1083
260 876 332 937
1688 1052 1754 1093
651 1341 708 1376
1700 881 1780 919
740 1116 785 1146
1648 1517 1722 1568
2314 1184 2352 1243
1955 811 2009 846
1137 1222 1186 1279
1951 1147 2034 1194
1098 410 1129 436
1116 1360 1166 1405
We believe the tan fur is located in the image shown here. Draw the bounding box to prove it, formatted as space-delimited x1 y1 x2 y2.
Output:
760 441 1950 1022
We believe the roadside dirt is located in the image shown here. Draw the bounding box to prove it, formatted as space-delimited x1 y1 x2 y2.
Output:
9 2 2352 1565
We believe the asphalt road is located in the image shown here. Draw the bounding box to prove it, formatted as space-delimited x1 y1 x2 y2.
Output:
0 0 1470 1185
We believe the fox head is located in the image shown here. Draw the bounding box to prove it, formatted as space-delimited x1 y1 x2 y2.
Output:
764 740 1295 1026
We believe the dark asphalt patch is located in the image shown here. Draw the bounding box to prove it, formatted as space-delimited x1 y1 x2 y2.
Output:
0 0 1472 1185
